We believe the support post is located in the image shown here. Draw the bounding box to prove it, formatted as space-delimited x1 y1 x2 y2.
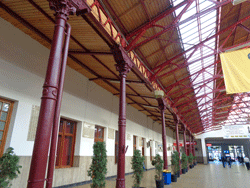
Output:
27 5 70 188
175 118 181 174
189 131 192 156
192 136 195 157
27 1 90 187
46 23 71 188
112 45 134 188
183 125 187 155
157 98 168 169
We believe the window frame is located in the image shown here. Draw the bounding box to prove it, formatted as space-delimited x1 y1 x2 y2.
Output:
0 97 14 157
56 118 77 168
94 125 105 143
133 135 137 155
142 137 145 157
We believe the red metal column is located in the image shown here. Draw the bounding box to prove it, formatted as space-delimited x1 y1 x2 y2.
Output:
189 131 192 156
27 1 90 187
157 98 168 169
113 46 134 188
27 4 69 187
192 136 195 156
46 23 71 188
183 126 187 155
175 118 181 174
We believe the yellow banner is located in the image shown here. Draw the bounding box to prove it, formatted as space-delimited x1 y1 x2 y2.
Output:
220 48 250 94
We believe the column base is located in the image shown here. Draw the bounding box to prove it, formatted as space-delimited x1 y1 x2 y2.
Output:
116 178 125 188
203 157 208 165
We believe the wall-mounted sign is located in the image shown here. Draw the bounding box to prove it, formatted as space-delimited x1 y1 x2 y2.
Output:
206 143 212 147
223 125 250 139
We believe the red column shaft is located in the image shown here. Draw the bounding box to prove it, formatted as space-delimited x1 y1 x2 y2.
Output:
27 13 67 188
116 72 127 188
46 23 71 188
192 136 195 156
189 133 192 155
175 120 181 174
161 108 168 169
183 128 187 155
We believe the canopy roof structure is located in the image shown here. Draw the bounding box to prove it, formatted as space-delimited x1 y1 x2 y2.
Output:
1 0 250 135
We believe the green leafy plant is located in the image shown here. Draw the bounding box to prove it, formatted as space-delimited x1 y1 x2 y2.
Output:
0 147 22 188
181 153 188 169
88 142 107 188
188 153 194 165
194 156 197 164
171 151 179 175
131 150 145 187
151 154 163 181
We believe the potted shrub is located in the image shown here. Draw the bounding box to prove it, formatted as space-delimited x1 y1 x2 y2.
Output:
181 153 188 174
88 142 107 188
194 156 197 165
151 154 164 188
188 153 194 169
170 151 179 182
0 147 22 188
131 150 145 188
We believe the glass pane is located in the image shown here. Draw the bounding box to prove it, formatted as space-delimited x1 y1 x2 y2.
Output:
0 102 2 109
62 136 73 166
0 112 7 121
2 103 10 112
59 121 63 133
56 135 62 166
0 132 3 140
95 127 98 139
98 128 103 139
0 122 5 130
65 122 74 134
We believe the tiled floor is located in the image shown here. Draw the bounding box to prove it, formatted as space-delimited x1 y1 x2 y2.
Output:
76 162 250 188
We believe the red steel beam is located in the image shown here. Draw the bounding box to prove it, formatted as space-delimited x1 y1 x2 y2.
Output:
126 0 194 51
152 13 250 75
125 0 189 40
165 60 219 93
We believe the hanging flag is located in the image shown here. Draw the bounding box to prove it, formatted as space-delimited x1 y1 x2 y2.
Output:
220 48 250 94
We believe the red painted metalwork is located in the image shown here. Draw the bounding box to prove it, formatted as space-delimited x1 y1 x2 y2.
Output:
189 132 192 156
46 23 71 188
175 118 181 174
152 13 250 75
27 1 90 187
157 98 168 169
27 5 69 188
127 0 232 52
127 0 194 51
126 0 188 40
192 136 195 156
183 126 187 155
112 45 134 188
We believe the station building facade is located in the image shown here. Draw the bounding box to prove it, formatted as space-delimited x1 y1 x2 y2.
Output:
0 17 177 187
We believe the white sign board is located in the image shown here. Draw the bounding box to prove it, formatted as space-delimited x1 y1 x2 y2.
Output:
223 125 250 139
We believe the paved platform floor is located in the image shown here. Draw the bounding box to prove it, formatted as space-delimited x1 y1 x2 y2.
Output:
76 162 250 188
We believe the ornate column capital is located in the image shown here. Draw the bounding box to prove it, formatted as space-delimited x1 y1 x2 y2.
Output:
48 0 90 18
112 45 134 75
156 98 167 111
